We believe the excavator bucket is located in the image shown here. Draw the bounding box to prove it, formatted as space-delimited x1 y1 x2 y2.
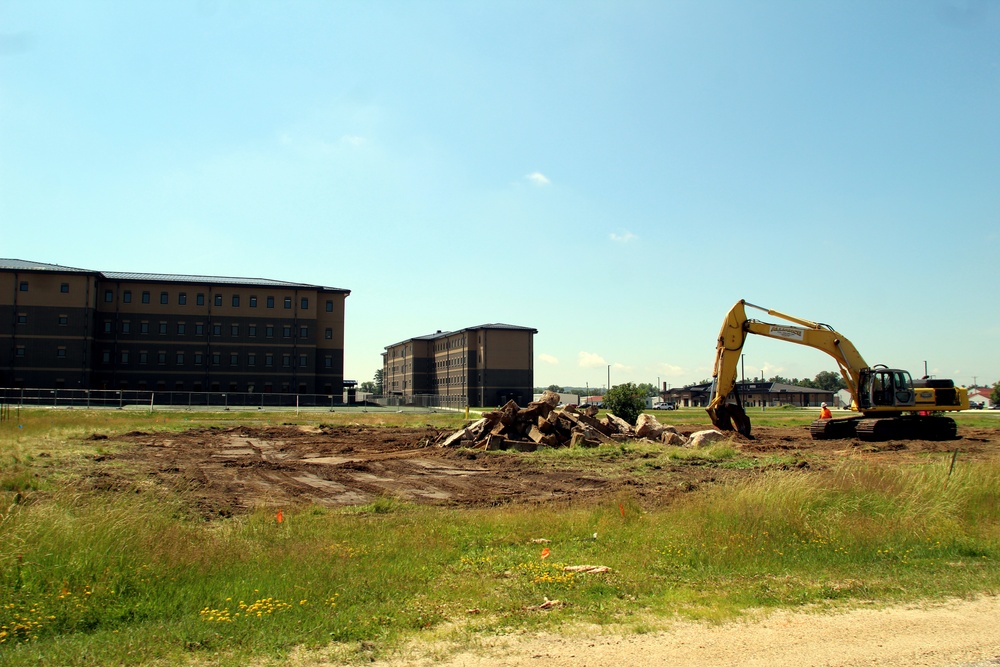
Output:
710 403 752 438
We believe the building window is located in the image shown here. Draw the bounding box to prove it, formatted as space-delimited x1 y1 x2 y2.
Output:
231 324 239 336
212 324 222 336
178 292 187 305
56 347 67 359
160 292 168 305
103 289 113 302
60 283 69 293
265 353 273 367
158 351 167 364
19 281 28 292
214 294 223 306
122 321 131 334
123 290 132 303
267 296 275 308
232 295 240 307
58 315 68 326
195 323 204 335
177 322 186 335
248 324 257 337
193 352 203 365
282 354 291 367
300 297 309 310
248 353 257 367
325 328 333 340
103 320 112 333
16 314 27 325
121 351 130 364
196 293 205 306
283 297 292 309
142 291 150 304
176 351 184 365
140 321 149 334
265 325 274 338
159 322 167 334
298 354 307 367
299 326 308 338
282 325 291 338
212 352 221 365
102 350 111 363
326 300 333 312
250 296 257 308
324 355 333 368
230 353 239 366
139 351 148 364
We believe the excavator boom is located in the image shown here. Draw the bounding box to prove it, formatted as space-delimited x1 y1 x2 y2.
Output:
706 300 966 441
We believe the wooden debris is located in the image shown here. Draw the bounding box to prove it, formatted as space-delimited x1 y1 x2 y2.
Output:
526 597 562 611
438 390 701 450
563 565 611 574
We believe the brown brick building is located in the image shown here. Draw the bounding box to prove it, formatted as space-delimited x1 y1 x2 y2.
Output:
1 259 350 394
383 324 536 407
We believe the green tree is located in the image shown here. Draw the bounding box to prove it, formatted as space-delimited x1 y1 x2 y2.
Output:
603 382 646 425
812 370 846 392
359 381 376 393
768 375 792 385
546 384 562 392
373 369 384 395
635 382 658 397
991 381 1000 405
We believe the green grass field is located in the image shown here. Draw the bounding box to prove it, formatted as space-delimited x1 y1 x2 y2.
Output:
1 408 999 666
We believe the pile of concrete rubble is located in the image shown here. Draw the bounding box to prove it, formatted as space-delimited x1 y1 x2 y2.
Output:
438 391 725 451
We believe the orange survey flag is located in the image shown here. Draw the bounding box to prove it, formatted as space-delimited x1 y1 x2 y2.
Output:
276 510 284 524
540 547 550 559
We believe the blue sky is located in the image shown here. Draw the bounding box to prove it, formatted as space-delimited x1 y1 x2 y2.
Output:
2 1 998 391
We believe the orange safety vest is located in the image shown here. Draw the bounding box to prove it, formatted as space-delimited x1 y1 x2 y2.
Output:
819 407 832 419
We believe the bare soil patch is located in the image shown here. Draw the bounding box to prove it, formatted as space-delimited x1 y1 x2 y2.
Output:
86 422 1000 518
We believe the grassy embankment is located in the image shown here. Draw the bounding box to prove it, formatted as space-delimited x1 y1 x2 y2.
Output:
1 408 999 666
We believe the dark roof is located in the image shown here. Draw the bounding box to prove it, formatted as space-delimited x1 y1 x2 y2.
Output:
0 258 96 274
100 270 349 293
386 323 538 349
1 258 349 294
674 381 833 395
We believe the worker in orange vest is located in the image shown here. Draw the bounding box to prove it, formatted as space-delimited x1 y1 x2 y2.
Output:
819 402 832 419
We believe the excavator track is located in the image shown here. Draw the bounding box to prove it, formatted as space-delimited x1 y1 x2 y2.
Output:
810 416 860 440
855 416 958 442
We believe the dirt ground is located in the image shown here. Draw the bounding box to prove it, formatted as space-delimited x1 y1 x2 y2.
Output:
89 421 1000 518
90 421 1000 665
361 596 1000 667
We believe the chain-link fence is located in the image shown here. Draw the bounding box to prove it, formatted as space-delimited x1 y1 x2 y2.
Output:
0 387 467 413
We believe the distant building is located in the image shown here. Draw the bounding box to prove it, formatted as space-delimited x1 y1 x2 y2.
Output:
968 387 994 408
1 259 350 394
666 381 834 409
383 324 537 407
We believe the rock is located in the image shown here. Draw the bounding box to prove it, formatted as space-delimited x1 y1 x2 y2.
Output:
661 431 687 446
635 413 665 439
687 429 727 448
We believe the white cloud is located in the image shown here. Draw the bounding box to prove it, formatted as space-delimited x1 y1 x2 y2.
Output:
609 230 638 243
578 351 607 368
539 353 559 365
526 172 551 186
341 134 365 147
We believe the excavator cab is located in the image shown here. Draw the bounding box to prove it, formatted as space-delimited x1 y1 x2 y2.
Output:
858 366 915 409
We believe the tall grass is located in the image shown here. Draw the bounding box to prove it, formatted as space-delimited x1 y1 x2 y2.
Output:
1 409 999 665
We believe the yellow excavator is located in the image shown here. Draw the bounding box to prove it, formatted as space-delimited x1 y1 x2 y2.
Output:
707 300 968 441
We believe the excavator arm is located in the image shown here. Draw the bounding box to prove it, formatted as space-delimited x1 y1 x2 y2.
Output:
707 300 868 436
